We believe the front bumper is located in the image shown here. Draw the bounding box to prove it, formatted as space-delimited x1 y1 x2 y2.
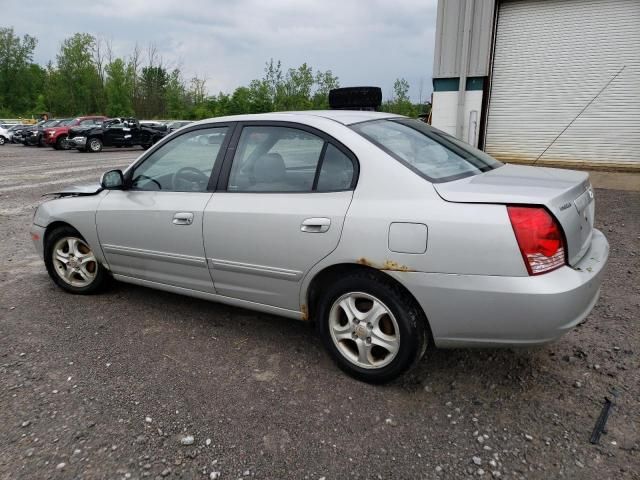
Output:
30 223 46 259
69 136 87 147
392 229 609 347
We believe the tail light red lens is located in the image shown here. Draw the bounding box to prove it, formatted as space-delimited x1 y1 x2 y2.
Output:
507 206 566 275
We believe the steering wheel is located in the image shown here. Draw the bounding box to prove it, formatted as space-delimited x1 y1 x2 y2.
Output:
133 174 162 190
173 167 209 191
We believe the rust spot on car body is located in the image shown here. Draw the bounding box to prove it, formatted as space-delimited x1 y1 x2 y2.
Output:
300 304 308 321
381 260 414 272
357 257 373 267
356 258 414 272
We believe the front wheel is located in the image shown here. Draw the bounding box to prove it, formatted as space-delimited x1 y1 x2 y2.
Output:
0 136 6 145
317 271 428 384
88 137 103 152
44 226 108 294
55 135 69 150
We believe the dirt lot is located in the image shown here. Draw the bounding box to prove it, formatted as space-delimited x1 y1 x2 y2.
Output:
0 144 638 480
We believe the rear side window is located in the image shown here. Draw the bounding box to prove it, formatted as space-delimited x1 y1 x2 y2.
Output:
316 144 354 191
352 119 502 182
227 126 356 192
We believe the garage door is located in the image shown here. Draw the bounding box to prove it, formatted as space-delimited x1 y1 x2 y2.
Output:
485 0 640 168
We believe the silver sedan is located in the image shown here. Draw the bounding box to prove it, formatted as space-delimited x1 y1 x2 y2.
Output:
30 111 609 383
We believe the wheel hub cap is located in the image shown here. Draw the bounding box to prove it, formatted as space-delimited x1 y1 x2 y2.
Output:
328 292 401 369
354 323 368 339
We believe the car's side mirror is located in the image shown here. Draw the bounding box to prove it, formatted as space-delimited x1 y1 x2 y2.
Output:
100 169 124 190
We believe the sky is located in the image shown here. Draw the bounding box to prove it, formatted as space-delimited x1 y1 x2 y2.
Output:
4 0 438 102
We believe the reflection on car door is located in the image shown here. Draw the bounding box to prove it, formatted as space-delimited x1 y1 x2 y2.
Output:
96 126 232 292
103 123 124 146
202 123 357 312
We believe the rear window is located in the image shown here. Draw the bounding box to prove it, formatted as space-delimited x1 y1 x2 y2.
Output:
351 118 502 182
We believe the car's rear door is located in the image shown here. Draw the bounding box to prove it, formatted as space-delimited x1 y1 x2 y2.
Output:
202 122 358 311
96 125 233 292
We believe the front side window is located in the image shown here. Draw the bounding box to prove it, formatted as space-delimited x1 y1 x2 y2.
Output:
130 127 228 192
352 119 502 182
227 126 355 192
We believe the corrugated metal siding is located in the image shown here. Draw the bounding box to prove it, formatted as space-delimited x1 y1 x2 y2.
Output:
485 0 640 167
433 0 495 78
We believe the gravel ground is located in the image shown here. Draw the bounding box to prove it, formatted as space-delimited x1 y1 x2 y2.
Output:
0 143 638 480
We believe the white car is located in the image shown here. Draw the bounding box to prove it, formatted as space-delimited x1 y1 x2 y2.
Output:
30 111 608 383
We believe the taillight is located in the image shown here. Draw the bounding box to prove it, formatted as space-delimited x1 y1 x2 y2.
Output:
507 206 566 275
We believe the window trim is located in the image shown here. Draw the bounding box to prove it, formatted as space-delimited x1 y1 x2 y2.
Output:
216 121 359 194
123 123 236 192
351 118 502 184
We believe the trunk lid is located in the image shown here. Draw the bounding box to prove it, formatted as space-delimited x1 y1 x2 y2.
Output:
434 164 595 266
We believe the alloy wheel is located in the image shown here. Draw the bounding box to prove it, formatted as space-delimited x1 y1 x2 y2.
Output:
328 292 400 369
89 139 102 152
52 236 98 287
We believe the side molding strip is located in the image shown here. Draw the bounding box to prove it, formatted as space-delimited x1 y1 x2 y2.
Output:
208 258 303 281
102 244 207 267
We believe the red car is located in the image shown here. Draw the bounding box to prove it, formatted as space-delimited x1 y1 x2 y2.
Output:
44 116 107 149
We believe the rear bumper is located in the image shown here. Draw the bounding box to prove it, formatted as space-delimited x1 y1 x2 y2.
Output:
392 229 609 347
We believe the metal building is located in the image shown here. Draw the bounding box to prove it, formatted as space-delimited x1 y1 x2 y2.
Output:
431 0 640 170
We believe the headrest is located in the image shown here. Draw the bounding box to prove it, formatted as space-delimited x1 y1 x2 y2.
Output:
253 153 285 183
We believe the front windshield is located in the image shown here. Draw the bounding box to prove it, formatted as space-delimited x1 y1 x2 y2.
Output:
352 118 502 182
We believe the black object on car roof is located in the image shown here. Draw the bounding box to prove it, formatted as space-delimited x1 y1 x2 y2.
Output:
329 87 382 111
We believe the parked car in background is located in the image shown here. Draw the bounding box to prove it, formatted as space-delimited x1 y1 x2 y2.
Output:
12 121 43 144
140 120 169 132
166 120 193 132
24 119 66 147
0 124 18 145
68 117 168 152
30 111 609 383
44 116 107 150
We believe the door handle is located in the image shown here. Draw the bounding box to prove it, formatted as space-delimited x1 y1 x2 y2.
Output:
172 212 194 225
301 217 331 233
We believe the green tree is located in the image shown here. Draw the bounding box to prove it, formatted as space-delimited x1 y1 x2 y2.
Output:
312 70 340 109
279 63 314 110
0 27 41 115
247 79 272 113
104 58 133 117
165 69 187 119
382 77 417 117
228 86 252 115
139 65 169 118
53 33 103 115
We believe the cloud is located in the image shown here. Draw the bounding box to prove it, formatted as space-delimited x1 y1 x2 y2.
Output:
5 0 437 101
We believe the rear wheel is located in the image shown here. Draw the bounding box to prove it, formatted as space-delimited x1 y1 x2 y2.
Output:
44 226 108 294
317 270 427 383
0 136 6 145
88 137 103 152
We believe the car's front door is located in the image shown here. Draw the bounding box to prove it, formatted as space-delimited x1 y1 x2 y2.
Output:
102 122 125 146
97 125 232 292
203 123 358 311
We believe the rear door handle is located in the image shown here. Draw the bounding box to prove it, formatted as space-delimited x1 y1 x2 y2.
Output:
301 217 331 233
172 212 194 225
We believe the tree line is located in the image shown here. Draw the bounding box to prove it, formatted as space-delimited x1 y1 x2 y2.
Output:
0 27 427 120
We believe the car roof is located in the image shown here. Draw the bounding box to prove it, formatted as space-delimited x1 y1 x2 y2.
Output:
193 110 402 127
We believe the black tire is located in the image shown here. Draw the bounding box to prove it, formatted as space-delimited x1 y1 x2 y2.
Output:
316 270 428 384
44 226 108 294
0 136 6 145
87 137 103 152
55 135 68 150
141 143 151 150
